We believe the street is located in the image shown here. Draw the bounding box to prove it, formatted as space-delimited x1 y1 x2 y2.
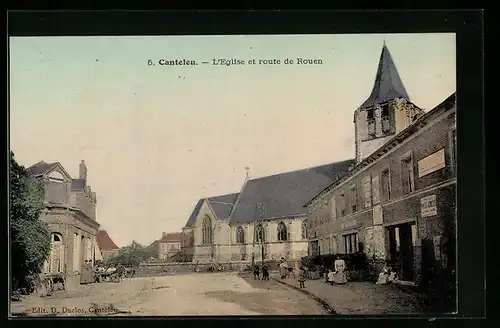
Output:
11 272 328 316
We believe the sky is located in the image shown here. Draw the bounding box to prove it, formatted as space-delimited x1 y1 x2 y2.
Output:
9 33 456 247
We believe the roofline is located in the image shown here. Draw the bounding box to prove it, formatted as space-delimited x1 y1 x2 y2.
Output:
45 204 100 229
207 192 239 201
30 161 78 184
358 98 421 111
245 159 355 183
228 175 250 219
304 92 456 207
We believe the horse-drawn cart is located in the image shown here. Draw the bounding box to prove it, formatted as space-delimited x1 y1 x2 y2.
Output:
94 265 126 283
28 272 66 296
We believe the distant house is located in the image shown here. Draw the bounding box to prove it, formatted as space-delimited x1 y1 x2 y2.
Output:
158 232 181 261
96 230 120 261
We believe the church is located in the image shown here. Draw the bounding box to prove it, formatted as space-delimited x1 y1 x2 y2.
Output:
181 43 456 276
181 160 353 263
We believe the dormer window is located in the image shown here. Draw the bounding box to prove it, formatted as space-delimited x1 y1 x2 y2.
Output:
48 171 65 183
366 108 375 136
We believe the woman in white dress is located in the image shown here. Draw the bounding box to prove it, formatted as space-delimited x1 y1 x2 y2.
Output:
333 256 347 284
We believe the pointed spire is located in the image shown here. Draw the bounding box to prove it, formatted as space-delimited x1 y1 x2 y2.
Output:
245 166 250 180
360 43 410 109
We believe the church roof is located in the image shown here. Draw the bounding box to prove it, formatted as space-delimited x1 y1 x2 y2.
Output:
97 230 120 251
27 161 58 176
184 193 240 227
360 44 410 109
229 160 354 223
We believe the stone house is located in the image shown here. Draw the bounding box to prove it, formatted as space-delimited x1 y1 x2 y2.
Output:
28 160 100 289
158 232 181 261
96 230 120 261
181 160 353 264
304 44 456 285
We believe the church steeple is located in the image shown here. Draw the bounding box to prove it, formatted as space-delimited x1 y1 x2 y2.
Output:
360 43 410 109
353 43 423 164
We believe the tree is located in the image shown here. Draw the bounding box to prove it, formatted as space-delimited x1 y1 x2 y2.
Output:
106 241 156 268
10 151 51 292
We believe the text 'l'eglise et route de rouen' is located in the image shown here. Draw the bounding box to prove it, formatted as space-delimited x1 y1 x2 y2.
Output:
149 58 324 66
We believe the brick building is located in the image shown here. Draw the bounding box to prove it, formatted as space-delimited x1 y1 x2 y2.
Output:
28 160 100 289
304 44 456 285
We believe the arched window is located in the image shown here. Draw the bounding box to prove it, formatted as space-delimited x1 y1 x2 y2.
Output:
236 226 245 244
255 223 265 242
277 221 288 241
301 220 308 239
47 233 64 273
202 216 212 245
189 232 194 246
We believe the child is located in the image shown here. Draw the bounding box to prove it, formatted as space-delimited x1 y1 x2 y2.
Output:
261 264 270 280
298 267 306 288
253 264 260 280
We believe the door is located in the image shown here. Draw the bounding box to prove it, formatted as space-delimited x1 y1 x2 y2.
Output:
398 224 414 281
387 223 415 281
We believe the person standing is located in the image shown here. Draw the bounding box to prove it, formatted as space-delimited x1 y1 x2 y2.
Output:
253 264 260 280
298 267 307 288
279 259 289 279
261 263 269 280
333 256 347 284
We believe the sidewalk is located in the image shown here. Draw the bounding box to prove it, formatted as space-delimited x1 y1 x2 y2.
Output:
272 274 421 315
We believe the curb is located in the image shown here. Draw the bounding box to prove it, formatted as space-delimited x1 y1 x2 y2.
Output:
272 278 337 315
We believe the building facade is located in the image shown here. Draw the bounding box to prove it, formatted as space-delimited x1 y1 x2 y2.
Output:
182 161 354 263
305 45 456 285
28 160 100 289
158 232 181 261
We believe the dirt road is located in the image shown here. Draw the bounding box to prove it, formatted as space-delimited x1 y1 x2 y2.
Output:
11 272 327 316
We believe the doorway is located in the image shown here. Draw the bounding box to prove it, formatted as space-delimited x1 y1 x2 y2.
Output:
387 222 417 281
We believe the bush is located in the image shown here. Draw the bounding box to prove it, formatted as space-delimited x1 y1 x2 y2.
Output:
10 152 51 293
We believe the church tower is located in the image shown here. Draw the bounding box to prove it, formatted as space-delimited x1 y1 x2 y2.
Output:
354 43 424 164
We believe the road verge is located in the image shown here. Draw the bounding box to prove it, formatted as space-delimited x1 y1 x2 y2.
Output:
272 277 337 315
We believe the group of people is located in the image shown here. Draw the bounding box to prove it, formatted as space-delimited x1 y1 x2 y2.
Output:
324 255 348 285
375 265 398 285
277 258 307 288
252 263 270 280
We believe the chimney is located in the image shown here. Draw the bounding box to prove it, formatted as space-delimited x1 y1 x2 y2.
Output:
79 160 87 181
162 232 166 238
